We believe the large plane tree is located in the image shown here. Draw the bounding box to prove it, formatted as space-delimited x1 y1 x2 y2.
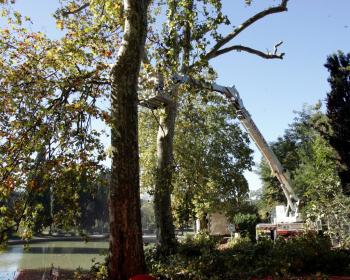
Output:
1 0 150 278
143 0 289 253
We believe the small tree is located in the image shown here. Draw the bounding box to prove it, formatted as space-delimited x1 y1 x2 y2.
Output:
325 52 350 195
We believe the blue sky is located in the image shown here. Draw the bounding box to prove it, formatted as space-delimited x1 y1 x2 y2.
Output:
10 0 350 190
212 0 350 189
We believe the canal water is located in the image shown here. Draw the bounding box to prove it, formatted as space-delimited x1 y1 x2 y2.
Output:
0 241 108 279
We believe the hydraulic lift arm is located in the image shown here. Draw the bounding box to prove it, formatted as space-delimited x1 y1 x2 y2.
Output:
173 75 299 216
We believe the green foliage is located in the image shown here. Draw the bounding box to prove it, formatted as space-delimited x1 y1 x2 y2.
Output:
140 93 253 227
258 104 323 209
174 94 253 224
178 232 219 257
325 51 350 195
295 136 350 248
286 113 350 248
72 258 109 280
141 199 156 231
0 5 110 243
87 259 109 280
146 233 350 279
144 0 231 76
231 203 260 240
257 104 350 248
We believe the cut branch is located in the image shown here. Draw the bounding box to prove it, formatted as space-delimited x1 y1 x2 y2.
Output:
274 41 283 55
204 0 288 61
211 43 285 60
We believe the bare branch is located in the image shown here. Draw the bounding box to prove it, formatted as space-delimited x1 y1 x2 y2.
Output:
204 0 288 61
274 41 283 54
61 3 90 17
212 44 285 60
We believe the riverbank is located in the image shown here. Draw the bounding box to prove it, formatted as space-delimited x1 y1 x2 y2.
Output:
8 233 157 245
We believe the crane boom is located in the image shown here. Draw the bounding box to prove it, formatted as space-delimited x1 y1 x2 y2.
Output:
173 75 299 217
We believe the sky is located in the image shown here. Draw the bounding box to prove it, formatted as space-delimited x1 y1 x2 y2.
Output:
212 0 350 190
9 0 350 191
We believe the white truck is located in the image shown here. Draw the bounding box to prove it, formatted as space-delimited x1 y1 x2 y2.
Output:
172 75 304 239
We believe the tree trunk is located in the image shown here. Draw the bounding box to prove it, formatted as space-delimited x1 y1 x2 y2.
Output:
108 0 149 279
198 213 209 232
152 0 194 254
154 103 177 253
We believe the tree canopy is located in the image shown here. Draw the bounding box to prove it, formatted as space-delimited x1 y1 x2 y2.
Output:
0 5 107 242
140 88 253 227
325 51 350 195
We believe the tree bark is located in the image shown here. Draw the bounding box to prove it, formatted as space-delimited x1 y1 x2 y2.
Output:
108 0 149 279
154 102 177 253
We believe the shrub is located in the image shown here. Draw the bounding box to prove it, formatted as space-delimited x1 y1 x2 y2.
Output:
146 232 350 279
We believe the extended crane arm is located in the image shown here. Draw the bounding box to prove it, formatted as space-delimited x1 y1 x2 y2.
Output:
173 75 299 215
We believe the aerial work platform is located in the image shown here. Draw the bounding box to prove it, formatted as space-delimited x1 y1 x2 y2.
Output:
139 95 173 110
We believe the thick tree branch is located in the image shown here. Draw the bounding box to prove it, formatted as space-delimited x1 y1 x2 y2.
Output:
61 3 89 16
204 0 288 61
212 42 285 60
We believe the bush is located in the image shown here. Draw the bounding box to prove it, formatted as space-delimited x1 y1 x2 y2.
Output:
145 232 350 279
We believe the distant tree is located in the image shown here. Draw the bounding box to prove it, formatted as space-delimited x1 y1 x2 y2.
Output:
258 104 329 210
293 134 350 248
258 105 323 209
78 169 109 233
172 94 253 228
257 104 350 247
259 133 300 207
325 52 350 195
141 199 156 231
29 147 52 234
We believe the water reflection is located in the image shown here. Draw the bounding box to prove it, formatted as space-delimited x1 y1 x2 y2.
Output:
7 246 108 255
0 241 108 273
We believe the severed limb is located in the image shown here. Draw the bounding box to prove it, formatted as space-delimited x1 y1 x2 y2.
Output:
211 41 285 60
203 0 288 61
